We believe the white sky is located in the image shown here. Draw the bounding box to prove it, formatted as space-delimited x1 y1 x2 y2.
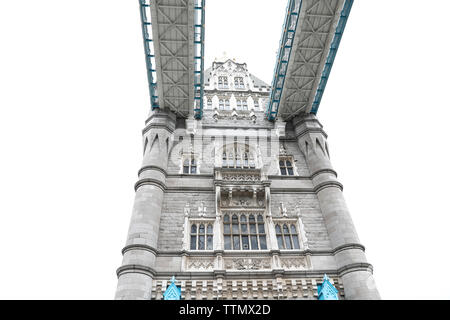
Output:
0 0 449 299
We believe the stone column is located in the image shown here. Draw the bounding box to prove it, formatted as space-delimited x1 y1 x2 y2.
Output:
293 113 380 300
115 109 176 300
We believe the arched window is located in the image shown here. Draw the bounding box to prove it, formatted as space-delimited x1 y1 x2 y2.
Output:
222 144 254 169
219 99 224 110
218 76 228 89
225 99 230 110
207 98 212 109
223 213 267 250
183 154 197 174
279 157 294 176
190 223 213 250
234 77 244 89
275 223 300 249
254 98 259 110
236 100 242 110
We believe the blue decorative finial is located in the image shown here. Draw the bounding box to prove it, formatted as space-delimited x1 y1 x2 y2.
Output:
317 274 339 300
163 276 181 300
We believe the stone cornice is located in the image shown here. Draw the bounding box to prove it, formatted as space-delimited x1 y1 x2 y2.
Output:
314 180 343 193
310 168 338 179
134 178 166 192
142 123 175 135
135 243 365 258
122 244 158 256
295 127 328 140
337 263 374 277
116 264 156 278
138 165 168 177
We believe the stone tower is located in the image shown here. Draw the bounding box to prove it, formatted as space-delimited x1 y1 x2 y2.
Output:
115 58 380 300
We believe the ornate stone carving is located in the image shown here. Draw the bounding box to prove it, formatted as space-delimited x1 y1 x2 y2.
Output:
184 203 190 217
279 202 288 217
224 258 271 270
198 201 206 217
222 173 260 182
187 258 214 270
280 257 307 270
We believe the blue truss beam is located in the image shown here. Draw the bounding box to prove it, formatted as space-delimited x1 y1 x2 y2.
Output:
139 0 159 110
266 0 302 121
310 0 354 115
193 0 206 119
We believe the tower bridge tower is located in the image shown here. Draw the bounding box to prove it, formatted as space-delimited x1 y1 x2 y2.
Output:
115 0 380 300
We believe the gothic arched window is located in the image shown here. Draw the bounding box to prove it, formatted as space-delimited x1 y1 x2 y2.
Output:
275 223 300 249
222 144 254 169
279 157 294 176
218 76 228 89
183 154 197 174
223 213 267 250
190 223 213 250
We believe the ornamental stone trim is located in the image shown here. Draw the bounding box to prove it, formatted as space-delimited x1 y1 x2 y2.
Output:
134 178 166 192
116 264 156 278
337 263 374 277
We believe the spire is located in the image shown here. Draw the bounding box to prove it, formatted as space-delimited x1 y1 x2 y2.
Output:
317 274 339 300
163 276 181 300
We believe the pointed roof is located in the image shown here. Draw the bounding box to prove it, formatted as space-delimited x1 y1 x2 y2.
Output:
163 276 181 300
318 274 339 300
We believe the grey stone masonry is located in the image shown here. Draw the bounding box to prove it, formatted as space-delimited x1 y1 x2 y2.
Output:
115 109 176 300
115 59 380 300
292 113 380 300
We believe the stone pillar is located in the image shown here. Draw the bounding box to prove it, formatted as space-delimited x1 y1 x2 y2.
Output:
293 113 380 300
115 109 176 300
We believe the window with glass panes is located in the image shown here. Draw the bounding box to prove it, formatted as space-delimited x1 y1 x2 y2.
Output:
190 223 213 250
218 76 228 89
234 77 244 89
279 158 294 175
183 155 197 174
223 214 267 250
222 144 255 168
218 98 229 110
275 223 300 249
254 98 259 110
207 98 212 109
236 99 248 111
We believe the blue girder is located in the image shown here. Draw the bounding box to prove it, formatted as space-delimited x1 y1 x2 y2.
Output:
310 0 353 115
193 0 206 119
266 0 354 120
266 0 302 121
139 0 159 110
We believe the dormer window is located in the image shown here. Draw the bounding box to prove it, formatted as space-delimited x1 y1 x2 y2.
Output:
218 76 228 89
234 77 244 89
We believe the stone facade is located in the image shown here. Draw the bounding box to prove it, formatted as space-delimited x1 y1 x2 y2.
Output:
115 58 380 300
